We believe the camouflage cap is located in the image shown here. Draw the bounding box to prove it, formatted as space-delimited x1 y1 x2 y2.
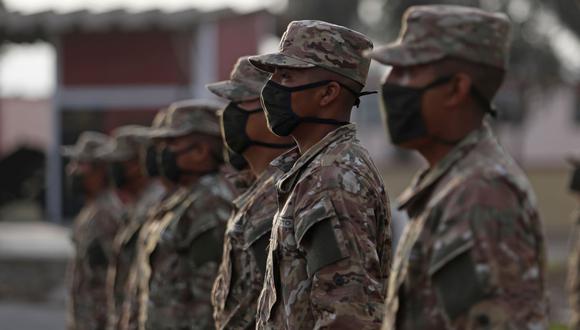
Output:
206 56 270 102
99 125 150 162
366 5 511 70
61 131 109 162
151 108 168 130
249 20 373 85
140 107 169 140
149 99 223 139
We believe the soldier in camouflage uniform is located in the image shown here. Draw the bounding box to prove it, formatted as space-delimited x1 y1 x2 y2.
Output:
135 100 237 330
222 149 255 193
114 110 180 330
63 131 126 330
248 20 392 329
568 154 580 330
101 125 166 330
206 56 294 329
366 5 548 329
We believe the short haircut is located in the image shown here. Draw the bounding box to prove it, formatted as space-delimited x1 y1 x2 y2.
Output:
310 67 363 107
432 57 505 101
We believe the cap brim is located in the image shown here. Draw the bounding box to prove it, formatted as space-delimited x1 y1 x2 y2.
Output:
248 53 316 73
365 43 445 67
148 127 192 139
206 80 260 102
60 146 76 158
98 147 131 162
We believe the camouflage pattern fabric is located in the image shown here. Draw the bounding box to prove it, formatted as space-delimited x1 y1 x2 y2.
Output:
224 168 255 193
365 5 511 70
67 190 126 330
137 169 236 330
570 208 580 330
249 20 373 85
106 181 165 329
206 56 271 103
211 165 282 330
98 125 151 162
148 99 224 139
255 124 392 329
382 123 548 330
115 187 182 330
61 131 110 162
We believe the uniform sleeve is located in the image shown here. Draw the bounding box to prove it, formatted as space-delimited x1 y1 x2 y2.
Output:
428 177 547 329
180 192 232 266
88 208 123 269
294 168 391 329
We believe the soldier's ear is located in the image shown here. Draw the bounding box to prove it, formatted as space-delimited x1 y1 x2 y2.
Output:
445 73 472 108
319 81 341 107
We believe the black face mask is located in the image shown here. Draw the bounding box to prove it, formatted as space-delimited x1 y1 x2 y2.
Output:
260 80 358 137
110 162 128 189
143 145 160 178
159 144 197 184
570 167 580 193
226 149 249 171
380 76 495 145
68 173 87 196
221 102 295 154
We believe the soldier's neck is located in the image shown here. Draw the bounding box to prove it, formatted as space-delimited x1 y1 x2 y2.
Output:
124 177 150 199
417 143 454 168
244 146 288 176
179 174 201 187
292 123 339 155
84 185 107 202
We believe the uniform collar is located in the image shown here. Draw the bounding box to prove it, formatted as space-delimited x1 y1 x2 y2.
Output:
162 172 216 210
273 124 357 194
232 165 278 209
398 123 493 211
160 187 190 211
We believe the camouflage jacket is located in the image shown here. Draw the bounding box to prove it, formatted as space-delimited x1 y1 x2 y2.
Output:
256 124 392 329
137 171 236 330
212 165 280 330
106 181 165 329
383 124 548 330
569 207 580 330
68 190 125 330
224 168 256 193
116 187 182 330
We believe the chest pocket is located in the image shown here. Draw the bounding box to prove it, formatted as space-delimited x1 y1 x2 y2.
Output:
294 197 347 278
147 194 197 263
86 239 108 269
429 231 487 321
244 214 274 277
177 199 228 266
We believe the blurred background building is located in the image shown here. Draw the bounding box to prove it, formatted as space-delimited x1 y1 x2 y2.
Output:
0 0 578 328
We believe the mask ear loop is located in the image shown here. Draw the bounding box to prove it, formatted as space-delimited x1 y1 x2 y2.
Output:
470 87 498 117
337 83 377 107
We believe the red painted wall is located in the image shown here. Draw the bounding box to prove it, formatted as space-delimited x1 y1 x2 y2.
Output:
61 31 193 86
217 12 270 80
102 109 158 133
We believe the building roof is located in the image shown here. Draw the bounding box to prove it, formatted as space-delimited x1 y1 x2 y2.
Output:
0 8 268 43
